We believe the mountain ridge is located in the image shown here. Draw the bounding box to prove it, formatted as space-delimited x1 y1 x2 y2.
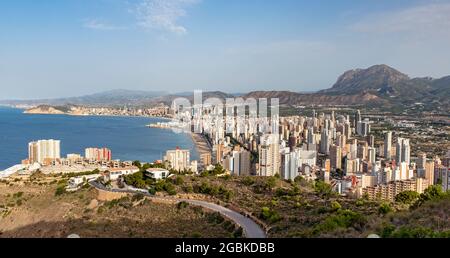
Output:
1 65 448 109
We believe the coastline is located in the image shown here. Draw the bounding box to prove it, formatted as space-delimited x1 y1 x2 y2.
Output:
0 108 196 171
22 109 173 120
190 132 213 165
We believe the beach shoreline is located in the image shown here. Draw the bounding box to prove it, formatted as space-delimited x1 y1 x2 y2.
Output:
190 133 213 165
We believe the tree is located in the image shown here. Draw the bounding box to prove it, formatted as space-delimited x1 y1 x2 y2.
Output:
164 182 177 196
260 207 282 223
174 176 184 185
211 164 225 176
264 177 277 191
132 161 142 168
413 185 446 208
314 180 334 198
378 202 392 215
242 176 255 186
395 191 419 205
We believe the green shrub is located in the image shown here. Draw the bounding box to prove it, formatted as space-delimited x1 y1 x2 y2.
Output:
148 187 156 195
174 176 184 185
355 199 365 207
55 185 66 196
183 185 193 193
13 192 24 198
260 207 282 223
164 182 177 196
124 171 147 189
222 220 236 232
233 227 244 238
395 191 419 205
191 232 202 238
207 212 225 224
413 185 447 208
330 201 342 211
264 177 277 191
177 201 189 209
132 193 145 202
313 209 366 235
242 176 255 186
378 203 392 215
314 180 334 198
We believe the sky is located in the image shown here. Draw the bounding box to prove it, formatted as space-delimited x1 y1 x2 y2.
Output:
1 0 450 99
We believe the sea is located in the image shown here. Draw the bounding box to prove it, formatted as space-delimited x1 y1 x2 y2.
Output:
0 107 198 170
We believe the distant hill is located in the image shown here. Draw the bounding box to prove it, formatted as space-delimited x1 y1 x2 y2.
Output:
0 89 168 107
241 91 382 106
1 65 449 111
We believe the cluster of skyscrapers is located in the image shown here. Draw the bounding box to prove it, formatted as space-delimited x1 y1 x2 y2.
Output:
25 140 112 166
171 103 449 201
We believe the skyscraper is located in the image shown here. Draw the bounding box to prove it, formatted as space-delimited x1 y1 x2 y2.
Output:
229 149 251 176
367 135 375 148
85 147 112 161
320 129 330 154
357 119 370 137
330 145 342 169
368 147 376 165
425 160 435 184
281 149 299 180
354 109 361 128
258 134 280 177
396 138 411 165
384 131 392 160
28 139 61 164
307 127 315 144
417 153 427 169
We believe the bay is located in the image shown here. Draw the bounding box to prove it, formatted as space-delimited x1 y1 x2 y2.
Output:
0 107 198 170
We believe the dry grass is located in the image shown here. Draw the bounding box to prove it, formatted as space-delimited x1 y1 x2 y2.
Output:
0 178 236 238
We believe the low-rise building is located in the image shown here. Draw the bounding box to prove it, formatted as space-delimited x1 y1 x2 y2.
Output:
103 167 139 182
145 168 170 180
67 174 101 191
361 178 430 201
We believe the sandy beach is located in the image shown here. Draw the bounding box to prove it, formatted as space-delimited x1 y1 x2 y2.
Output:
190 133 213 165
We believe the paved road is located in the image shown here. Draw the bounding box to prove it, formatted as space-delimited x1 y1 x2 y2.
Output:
90 181 266 238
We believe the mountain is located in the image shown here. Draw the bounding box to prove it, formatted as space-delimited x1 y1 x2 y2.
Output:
1 65 448 111
317 64 449 110
321 65 410 95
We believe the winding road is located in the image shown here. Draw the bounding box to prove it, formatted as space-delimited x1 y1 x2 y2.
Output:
90 181 267 238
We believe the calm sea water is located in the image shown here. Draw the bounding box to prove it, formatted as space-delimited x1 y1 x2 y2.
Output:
0 107 198 170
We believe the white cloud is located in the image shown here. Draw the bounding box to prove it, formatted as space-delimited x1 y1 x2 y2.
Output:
83 19 127 31
351 3 450 36
135 0 200 35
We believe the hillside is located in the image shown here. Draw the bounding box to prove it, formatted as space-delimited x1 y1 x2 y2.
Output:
0 176 239 238
242 91 383 106
123 171 450 238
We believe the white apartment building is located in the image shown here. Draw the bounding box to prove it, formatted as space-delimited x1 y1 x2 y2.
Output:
258 134 280 177
28 139 61 164
164 148 191 171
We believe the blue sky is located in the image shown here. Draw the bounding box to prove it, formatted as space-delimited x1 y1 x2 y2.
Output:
1 0 450 99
